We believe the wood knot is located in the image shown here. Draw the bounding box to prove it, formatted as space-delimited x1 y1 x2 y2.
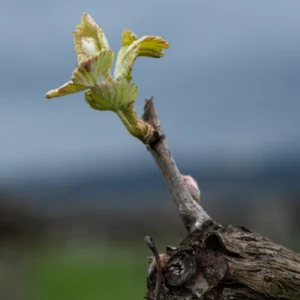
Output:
164 250 197 286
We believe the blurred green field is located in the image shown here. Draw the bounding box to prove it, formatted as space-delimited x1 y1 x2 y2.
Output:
28 244 147 300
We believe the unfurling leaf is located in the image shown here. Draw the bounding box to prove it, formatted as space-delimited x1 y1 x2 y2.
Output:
45 81 87 99
138 36 169 58
45 13 169 141
114 34 169 81
45 49 114 99
114 42 140 81
121 29 138 46
73 13 110 63
72 49 114 86
85 80 138 111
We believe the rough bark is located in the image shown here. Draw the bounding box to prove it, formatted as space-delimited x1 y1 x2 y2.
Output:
142 98 300 300
146 221 300 299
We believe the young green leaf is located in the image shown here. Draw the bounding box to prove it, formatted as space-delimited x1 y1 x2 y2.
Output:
72 49 114 87
73 13 110 63
138 36 169 58
114 34 169 81
45 49 114 99
121 29 138 46
85 80 138 111
114 43 140 81
45 81 87 99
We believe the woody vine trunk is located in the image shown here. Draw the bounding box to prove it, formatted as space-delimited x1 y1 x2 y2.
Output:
142 98 300 300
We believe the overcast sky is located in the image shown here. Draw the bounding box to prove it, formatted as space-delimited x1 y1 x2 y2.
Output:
1 1 300 182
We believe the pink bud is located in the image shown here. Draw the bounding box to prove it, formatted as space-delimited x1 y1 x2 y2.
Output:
147 253 169 276
182 175 201 204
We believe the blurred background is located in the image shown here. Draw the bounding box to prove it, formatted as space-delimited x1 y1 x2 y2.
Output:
1 1 300 299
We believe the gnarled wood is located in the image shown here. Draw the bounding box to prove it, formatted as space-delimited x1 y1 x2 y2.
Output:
146 221 300 299
143 99 300 299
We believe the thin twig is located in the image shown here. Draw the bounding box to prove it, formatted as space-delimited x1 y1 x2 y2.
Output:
142 97 211 232
145 235 163 300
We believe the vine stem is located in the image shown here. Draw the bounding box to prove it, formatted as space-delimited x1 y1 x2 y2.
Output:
142 97 211 233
